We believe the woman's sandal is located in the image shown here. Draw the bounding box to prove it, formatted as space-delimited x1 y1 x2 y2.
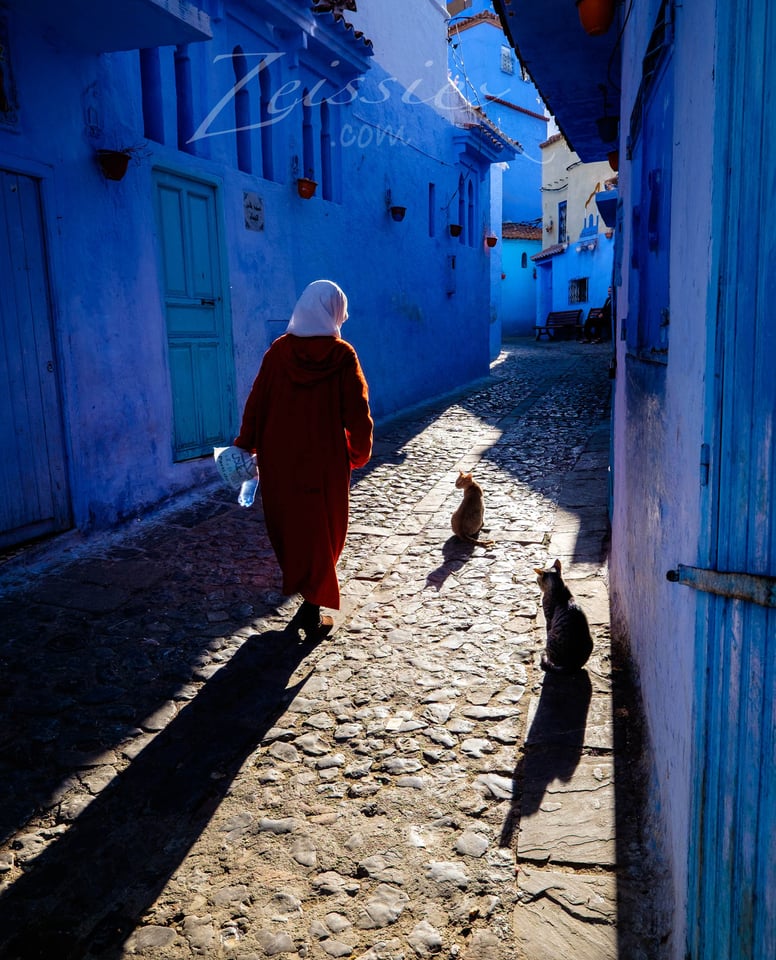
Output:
286 601 334 643
305 615 333 643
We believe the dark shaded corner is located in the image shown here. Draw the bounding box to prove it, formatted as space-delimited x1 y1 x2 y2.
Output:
610 628 673 958
0 630 316 960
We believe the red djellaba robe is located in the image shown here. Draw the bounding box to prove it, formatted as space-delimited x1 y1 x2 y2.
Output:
235 333 373 610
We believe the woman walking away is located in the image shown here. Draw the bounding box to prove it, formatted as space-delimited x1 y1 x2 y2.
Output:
235 280 373 642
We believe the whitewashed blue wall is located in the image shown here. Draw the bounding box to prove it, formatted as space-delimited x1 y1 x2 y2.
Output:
0 0 506 534
609 1 717 952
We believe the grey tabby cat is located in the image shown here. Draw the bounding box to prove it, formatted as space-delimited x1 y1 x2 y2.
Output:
451 471 494 547
535 559 593 672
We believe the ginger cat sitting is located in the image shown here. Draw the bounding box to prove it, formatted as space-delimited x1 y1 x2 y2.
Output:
451 471 494 547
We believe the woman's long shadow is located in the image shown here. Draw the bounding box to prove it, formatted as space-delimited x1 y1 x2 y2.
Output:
425 536 475 591
0 629 317 959
499 669 592 848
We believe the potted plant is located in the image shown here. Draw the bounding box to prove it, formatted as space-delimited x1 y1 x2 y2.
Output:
96 142 149 181
96 149 132 181
576 0 616 36
449 223 462 237
485 234 498 248
297 177 317 199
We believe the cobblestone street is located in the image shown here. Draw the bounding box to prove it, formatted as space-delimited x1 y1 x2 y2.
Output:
0 339 659 960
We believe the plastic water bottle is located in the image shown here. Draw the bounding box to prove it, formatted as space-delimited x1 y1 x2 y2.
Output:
238 477 258 508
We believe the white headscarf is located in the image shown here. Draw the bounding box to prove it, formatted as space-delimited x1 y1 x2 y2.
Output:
285 280 348 338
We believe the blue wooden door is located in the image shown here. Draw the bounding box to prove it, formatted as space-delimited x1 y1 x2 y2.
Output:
0 168 70 548
154 171 234 460
689 2 776 956
537 261 552 320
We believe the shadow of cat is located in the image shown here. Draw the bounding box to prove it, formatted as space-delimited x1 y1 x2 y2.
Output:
499 668 592 848
425 535 475 591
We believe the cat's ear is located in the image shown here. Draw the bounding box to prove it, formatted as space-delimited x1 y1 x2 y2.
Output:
534 567 545 576
552 559 562 573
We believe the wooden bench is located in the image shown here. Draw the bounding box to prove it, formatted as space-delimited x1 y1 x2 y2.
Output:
535 309 583 340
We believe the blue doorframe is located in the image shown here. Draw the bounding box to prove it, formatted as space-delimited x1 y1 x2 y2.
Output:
689 2 776 956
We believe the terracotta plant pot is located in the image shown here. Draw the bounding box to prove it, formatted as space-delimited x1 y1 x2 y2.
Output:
608 149 619 172
486 235 497 248
390 205 406 222
449 223 462 237
297 177 317 199
576 0 616 37
97 149 131 181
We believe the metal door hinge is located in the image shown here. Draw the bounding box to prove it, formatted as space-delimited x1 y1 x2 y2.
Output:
666 564 776 608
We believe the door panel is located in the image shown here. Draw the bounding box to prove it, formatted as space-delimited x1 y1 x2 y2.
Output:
157 185 188 295
0 168 70 548
165 302 219 337
691 1 776 956
154 172 234 460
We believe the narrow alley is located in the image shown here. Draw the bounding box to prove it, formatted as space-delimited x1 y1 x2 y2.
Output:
0 340 660 960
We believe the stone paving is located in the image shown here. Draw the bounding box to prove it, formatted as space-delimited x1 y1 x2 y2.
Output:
0 339 660 960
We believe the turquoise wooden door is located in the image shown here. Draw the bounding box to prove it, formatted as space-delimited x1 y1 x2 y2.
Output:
0 168 70 548
687 2 776 956
154 171 234 460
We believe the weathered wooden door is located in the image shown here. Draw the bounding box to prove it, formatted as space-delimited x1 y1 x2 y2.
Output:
688 2 776 956
0 168 70 548
153 171 234 460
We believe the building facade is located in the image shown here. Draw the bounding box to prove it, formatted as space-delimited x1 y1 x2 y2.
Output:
447 1 547 223
446 0 547 337
0 0 512 547
533 132 615 330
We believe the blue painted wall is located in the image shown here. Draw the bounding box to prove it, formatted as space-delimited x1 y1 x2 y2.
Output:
542 231 614 315
608 3 775 956
0 0 509 538
501 238 540 337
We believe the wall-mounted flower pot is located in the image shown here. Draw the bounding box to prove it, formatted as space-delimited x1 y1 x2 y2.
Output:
97 149 131 181
389 205 406 222
608 149 619 172
486 235 497 248
449 223 462 237
297 177 317 199
576 0 616 36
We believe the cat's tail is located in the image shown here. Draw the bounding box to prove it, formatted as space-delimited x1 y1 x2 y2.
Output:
459 533 495 548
